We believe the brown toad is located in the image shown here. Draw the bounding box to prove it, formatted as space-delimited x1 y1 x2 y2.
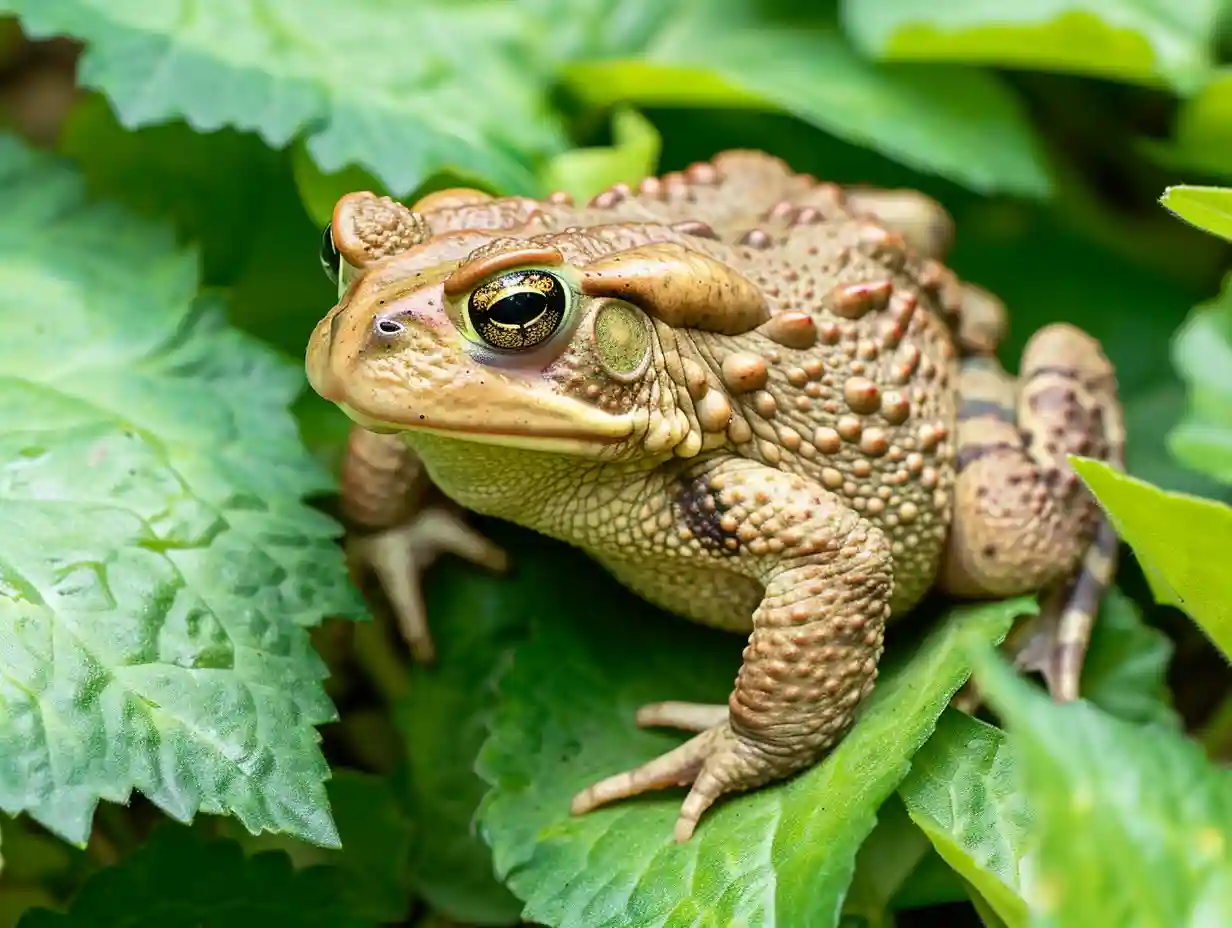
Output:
305 151 1124 841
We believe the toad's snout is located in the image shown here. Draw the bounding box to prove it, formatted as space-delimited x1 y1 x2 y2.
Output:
306 305 348 404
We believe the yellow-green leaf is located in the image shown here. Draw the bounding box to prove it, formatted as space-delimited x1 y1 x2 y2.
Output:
539 107 661 205
1072 458 1232 660
1161 184 1232 240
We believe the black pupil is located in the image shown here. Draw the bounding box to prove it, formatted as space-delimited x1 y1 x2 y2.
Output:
489 290 547 326
319 223 340 283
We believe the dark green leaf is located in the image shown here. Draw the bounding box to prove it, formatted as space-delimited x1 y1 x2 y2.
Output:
394 545 530 927
477 532 1027 928
1080 588 1180 729
0 133 360 849
944 202 1218 498
974 646 1232 927
842 0 1221 93
17 826 375 927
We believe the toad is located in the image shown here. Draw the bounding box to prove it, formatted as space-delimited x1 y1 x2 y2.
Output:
305 151 1123 841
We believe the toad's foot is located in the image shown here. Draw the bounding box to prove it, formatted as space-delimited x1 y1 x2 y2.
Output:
348 507 509 663
571 718 795 843
341 427 508 663
572 459 893 841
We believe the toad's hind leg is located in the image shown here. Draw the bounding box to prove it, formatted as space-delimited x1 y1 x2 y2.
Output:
570 460 893 842
938 324 1124 700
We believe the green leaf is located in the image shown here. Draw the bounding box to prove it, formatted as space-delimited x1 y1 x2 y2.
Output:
17 825 376 927
1080 588 1180 729
944 201 1218 498
1072 458 1232 661
843 796 932 927
0 133 361 849
540 107 662 205
841 0 1221 93
544 0 1050 197
476 531 1028 928
898 710 1034 928
1143 70 1232 177
394 543 530 926
1168 275 1232 485
1 0 566 197
973 646 1232 927
1161 185 1232 241
325 771 415 923
57 93 283 287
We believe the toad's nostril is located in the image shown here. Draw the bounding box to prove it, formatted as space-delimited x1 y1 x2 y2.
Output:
375 318 404 337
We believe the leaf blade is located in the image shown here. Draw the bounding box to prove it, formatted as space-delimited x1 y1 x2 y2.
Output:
0 133 359 848
476 534 1028 927
1072 458 1232 661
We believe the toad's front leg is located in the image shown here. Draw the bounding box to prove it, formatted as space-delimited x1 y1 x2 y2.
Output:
570 458 893 842
341 427 509 663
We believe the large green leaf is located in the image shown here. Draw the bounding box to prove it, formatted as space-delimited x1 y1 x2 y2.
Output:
973 647 1232 927
18 825 374 927
0 133 361 848
1072 459 1232 661
898 710 1033 928
476 531 1027 928
536 0 1050 197
0 0 566 197
841 0 1221 93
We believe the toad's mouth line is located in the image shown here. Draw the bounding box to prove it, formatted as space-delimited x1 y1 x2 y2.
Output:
339 403 633 448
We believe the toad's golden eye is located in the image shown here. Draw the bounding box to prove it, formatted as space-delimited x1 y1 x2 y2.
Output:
467 269 568 350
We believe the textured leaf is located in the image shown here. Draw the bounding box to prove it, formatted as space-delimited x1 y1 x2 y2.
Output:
1080 588 1180 729
542 0 1050 197
0 133 361 848
540 107 662 205
973 646 1232 927
17 825 375 928
1162 185 1232 241
1167 276 1232 485
395 545 529 927
476 531 1027 928
842 0 1221 93
1073 459 1232 661
898 710 1034 928
1 0 566 197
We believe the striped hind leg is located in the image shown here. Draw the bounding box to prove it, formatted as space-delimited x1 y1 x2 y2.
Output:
938 324 1124 701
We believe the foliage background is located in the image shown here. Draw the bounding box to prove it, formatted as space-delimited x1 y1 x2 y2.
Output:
0 2 1231 926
